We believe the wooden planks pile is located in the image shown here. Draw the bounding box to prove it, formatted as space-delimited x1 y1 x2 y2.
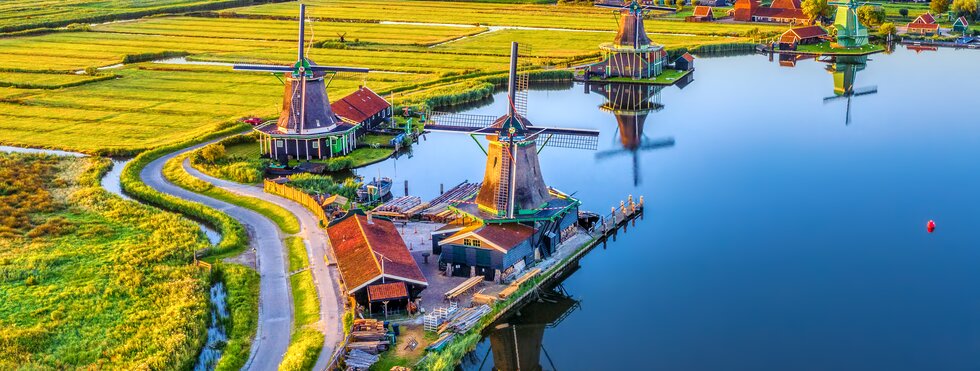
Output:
436 304 491 334
346 319 390 355
421 182 481 221
444 276 483 301
373 196 425 218
498 268 540 299
345 349 380 370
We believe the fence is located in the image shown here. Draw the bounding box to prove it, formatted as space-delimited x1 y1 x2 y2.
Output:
263 179 329 228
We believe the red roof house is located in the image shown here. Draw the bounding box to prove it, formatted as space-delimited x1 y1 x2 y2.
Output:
330 86 392 128
327 209 427 306
912 13 936 24
687 6 715 21
733 0 808 23
778 25 828 49
907 22 940 35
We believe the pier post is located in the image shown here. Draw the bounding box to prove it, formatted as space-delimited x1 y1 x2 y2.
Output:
404 180 409 196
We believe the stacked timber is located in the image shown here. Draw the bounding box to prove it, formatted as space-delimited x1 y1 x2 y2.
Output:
373 196 425 218
347 319 390 355
420 182 481 221
345 349 380 370
444 276 483 301
436 305 491 334
498 268 540 299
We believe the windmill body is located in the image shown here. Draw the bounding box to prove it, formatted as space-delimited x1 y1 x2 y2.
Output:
823 55 877 124
429 43 600 281
581 0 672 80
831 0 871 48
591 83 675 185
233 4 372 162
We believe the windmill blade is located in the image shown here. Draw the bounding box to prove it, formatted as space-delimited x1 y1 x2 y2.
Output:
641 5 678 11
309 65 370 73
637 137 675 151
233 64 294 73
530 127 599 151
594 2 628 9
845 96 852 125
427 112 497 131
595 148 632 160
823 95 848 103
853 85 878 96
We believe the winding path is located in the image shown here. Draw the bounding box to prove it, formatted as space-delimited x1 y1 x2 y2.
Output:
140 143 292 370
181 159 345 370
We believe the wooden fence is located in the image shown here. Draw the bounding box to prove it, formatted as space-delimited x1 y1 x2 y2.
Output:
263 180 329 228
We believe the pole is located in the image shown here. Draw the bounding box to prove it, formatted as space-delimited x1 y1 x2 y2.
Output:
298 4 306 62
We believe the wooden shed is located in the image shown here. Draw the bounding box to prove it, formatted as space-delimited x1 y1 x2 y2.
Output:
686 6 715 22
778 25 828 50
953 16 970 33
674 52 695 71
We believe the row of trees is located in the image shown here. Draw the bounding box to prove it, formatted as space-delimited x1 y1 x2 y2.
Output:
802 0 977 27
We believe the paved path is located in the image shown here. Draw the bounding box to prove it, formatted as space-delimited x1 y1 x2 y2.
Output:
140 143 292 370
181 160 345 370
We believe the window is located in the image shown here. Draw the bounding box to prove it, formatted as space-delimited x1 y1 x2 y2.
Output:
312 141 319 149
276 140 284 148
463 238 481 247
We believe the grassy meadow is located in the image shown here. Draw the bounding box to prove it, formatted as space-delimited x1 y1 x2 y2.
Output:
0 153 210 368
0 0 777 154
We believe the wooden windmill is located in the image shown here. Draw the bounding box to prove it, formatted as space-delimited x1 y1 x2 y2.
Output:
830 0 875 48
591 0 675 80
591 83 675 186
233 4 368 136
427 42 599 220
822 56 877 125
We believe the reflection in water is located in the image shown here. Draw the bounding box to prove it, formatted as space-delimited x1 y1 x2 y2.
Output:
589 82 676 186
822 55 878 125
468 285 581 371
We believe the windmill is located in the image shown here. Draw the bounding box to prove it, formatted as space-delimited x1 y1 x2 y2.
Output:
822 55 877 125
590 83 675 186
233 4 368 137
829 0 876 48
427 42 599 220
589 0 675 80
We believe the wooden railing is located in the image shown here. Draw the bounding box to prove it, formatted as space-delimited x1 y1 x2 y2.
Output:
263 180 329 228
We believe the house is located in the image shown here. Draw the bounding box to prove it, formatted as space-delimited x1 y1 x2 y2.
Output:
675 52 695 71
687 6 715 22
912 13 936 24
330 86 392 132
906 22 940 35
953 16 970 33
778 25 828 50
327 209 427 314
437 222 536 281
733 0 809 23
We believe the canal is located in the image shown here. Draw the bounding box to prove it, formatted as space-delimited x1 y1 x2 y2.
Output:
359 45 980 370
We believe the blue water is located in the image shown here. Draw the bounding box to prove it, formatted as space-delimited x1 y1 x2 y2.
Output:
360 45 980 370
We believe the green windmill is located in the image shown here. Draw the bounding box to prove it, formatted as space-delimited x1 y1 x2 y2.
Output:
830 0 873 48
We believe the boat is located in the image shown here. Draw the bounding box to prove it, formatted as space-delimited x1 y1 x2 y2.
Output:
357 177 392 202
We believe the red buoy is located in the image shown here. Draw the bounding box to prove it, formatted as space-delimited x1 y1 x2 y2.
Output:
927 220 936 233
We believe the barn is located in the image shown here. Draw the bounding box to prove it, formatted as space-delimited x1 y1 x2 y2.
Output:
331 86 393 132
778 25 828 50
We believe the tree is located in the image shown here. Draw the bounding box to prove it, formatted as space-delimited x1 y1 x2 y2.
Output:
899 8 909 18
802 0 831 22
931 0 951 15
675 0 685 11
879 22 897 37
84 66 98 76
857 5 886 27
952 0 978 17
198 143 226 164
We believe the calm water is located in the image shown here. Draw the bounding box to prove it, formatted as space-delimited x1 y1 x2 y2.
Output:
361 45 980 370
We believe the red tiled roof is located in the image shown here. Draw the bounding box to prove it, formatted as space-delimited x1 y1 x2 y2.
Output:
367 282 408 302
472 224 535 252
327 211 427 294
330 87 390 124
955 16 969 26
786 25 827 39
780 33 799 44
678 52 695 62
913 13 936 24
771 0 802 9
754 7 807 20
907 22 939 31
692 6 712 17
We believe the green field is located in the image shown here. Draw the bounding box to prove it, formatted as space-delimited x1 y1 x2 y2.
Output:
0 0 250 33
0 154 210 369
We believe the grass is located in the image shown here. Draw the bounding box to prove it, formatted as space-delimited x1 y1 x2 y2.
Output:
280 266 323 371
0 154 210 369
0 0 252 33
95 16 488 46
215 262 260 371
286 236 309 272
591 68 692 85
360 134 397 147
165 151 301 234
289 147 394 170
793 41 886 55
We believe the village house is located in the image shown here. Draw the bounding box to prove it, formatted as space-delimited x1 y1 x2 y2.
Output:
687 6 715 22
331 86 393 133
327 209 427 315
436 222 536 281
953 16 970 33
912 12 936 25
778 25 828 50
675 52 695 71
906 21 940 35
732 0 809 24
